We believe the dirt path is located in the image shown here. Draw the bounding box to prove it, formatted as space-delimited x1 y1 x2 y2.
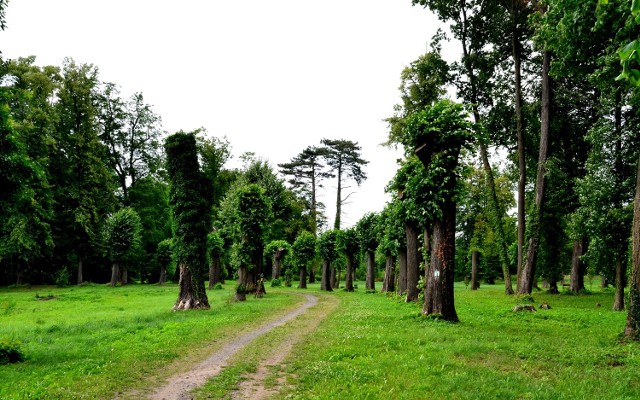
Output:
149 294 320 400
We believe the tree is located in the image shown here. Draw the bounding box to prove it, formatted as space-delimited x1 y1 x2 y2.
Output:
403 99 474 322
320 139 368 229
207 231 224 288
357 212 380 291
279 146 331 234
265 240 290 280
378 201 404 293
230 183 271 301
292 231 316 289
165 131 212 310
155 238 173 284
103 208 142 286
337 228 360 292
317 230 339 291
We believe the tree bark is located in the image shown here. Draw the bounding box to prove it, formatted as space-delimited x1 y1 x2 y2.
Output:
625 154 640 338
514 24 527 293
613 255 625 311
382 255 395 293
423 199 459 322
119 268 128 285
471 250 480 290
77 257 83 285
365 251 376 291
235 265 248 302
208 255 221 289
345 256 355 292
519 50 552 295
299 267 307 289
398 247 407 295
334 161 343 230
320 260 333 291
309 266 316 283
159 266 167 285
405 221 419 302
110 262 120 287
173 262 211 309
330 266 337 289
570 237 587 293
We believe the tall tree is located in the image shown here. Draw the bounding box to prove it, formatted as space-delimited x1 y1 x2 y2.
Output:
165 131 211 310
207 231 224 288
156 238 173 284
320 139 368 229
103 208 142 286
265 240 290 280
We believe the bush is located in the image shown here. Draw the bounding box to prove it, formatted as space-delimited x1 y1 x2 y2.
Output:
55 267 71 288
0 338 25 365
213 282 223 290
271 278 282 287
514 294 535 303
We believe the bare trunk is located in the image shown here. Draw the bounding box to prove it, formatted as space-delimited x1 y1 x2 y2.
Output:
174 263 210 310
471 251 479 290
236 266 248 302
334 162 342 230
208 255 221 289
345 256 354 292
382 255 395 293
330 266 337 289
398 247 407 295
366 251 376 291
77 257 83 285
321 260 333 291
110 262 120 287
423 199 458 322
625 154 640 338
159 266 167 285
299 267 307 289
515 36 526 292
570 237 587 293
549 280 559 294
120 268 128 285
613 255 625 311
406 221 419 302
309 266 316 283
519 50 551 295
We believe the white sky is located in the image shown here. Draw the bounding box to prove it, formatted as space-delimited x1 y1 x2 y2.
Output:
1 0 450 229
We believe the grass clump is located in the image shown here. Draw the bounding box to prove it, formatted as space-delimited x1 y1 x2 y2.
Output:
0 338 24 365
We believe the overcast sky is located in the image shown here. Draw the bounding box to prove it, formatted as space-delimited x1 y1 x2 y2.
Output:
1 0 449 229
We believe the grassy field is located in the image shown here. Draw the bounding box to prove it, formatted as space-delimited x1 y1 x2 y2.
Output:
1 281 640 399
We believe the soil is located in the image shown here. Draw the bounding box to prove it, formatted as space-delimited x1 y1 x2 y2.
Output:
148 293 325 400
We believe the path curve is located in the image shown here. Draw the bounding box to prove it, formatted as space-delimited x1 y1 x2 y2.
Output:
149 294 318 400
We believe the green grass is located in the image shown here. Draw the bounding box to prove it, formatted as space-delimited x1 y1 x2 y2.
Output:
279 283 640 400
0 283 302 399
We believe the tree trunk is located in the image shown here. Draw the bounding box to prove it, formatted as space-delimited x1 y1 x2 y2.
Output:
345 256 354 292
159 266 167 285
549 280 559 294
613 255 625 311
174 263 210 310
398 247 407 295
299 267 307 289
406 221 419 302
77 257 83 285
570 237 587 293
423 199 459 322
515 26 527 293
110 262 120 287
120 268 128 285
309 266 316 283
331 266 338 289
334 162 343 230
624 154 640 338
236 265 248 302
321 260 333 291
519 50 551 295
366 251 376 291
471 250 480 290
382 255 395 293
208 255 221 289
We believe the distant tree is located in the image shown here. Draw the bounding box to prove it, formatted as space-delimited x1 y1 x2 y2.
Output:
165 131 211 310
378 202 404 293
357 212 380 291
155 238 173 284
265 240 290 280
207 231 224 288
279 146 331 234
292 231 316 289
320 139 368 229
337 228 360 292
317 230 339 291
103 208 142 286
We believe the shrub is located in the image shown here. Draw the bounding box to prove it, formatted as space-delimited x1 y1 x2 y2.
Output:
0 338 25 365
213 282 223 290
271 278 282 287
54 267 71 288
514 294 535 303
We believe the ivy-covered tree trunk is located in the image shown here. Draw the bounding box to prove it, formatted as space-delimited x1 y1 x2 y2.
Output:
365 251 376 291
345 255 355 292
625 155 640 338
471 251 479 290
110 262 120 287
613 255 625 311
570 237 587 293
321 260 333 291
405 222 419 302
398 247 407 295
299 267 307 289
236 265 248 301
423 199 458 322
208 255 221 289
382 255 395 293
174 263 210 309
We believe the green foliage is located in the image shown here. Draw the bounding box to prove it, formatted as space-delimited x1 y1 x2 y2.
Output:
292 231 316 270
229 184 271 271
270 278 282 287
102 208 143 265
213 282 223 290
317 230 339 263
54 267 71 288
337 228 360 257
356 212 379 253
265 240 290 260
0 338 24 365
207 231 225 258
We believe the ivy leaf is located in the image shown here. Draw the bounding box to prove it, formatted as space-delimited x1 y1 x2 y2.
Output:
632 0 640 15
